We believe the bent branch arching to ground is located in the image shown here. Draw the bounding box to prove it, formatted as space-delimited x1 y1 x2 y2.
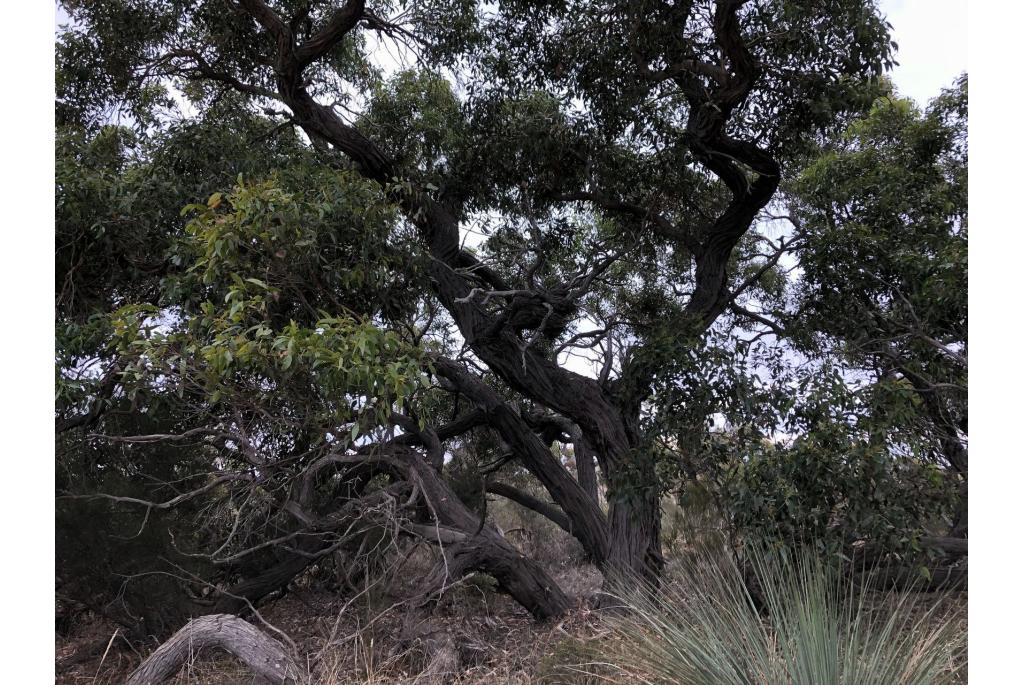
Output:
125 614 305 685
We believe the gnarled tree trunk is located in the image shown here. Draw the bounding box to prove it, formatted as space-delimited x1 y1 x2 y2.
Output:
416 535 573 620
403 443 574 619
230 0 781 610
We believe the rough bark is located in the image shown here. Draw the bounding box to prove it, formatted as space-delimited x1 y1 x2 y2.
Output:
572 430 600 505
401 445 573 619
416 536 573 620
433 358 610 563
213 547 319 615
125 614 304 685
605 483 664 582
234 0 655 584
213 485 403 615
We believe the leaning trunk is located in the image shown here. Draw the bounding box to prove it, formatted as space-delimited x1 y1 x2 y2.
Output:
213 545 319 615
418 536 574 621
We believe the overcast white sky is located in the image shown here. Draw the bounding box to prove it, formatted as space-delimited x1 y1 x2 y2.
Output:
878 0 968 105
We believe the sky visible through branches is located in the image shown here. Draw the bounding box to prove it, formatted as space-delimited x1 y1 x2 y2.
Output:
53 0 969 424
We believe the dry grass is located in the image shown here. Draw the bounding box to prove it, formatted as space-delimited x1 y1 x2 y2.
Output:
55 561 604 685
56 576 964 684
55 500 964 684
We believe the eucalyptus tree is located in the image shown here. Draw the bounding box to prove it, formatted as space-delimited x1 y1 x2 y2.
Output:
647 79 968 560
56 0 897 625
785 76 968 537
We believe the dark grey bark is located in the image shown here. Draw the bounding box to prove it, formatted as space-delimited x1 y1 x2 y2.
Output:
433 357 610 564
486 481 572 534
213 480 404 615
416 536 573 620
213 546 320 615
572 430 600 506
400 444 574 619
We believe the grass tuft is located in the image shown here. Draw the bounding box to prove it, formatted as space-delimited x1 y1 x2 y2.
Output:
561 544 965 685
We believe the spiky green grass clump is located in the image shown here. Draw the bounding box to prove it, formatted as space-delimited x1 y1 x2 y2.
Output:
569 545 964 685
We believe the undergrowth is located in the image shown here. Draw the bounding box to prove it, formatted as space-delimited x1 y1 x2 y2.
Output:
553 544 965 685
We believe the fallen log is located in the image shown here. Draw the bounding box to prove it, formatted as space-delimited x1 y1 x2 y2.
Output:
921 535 968 557
125 614 304 685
